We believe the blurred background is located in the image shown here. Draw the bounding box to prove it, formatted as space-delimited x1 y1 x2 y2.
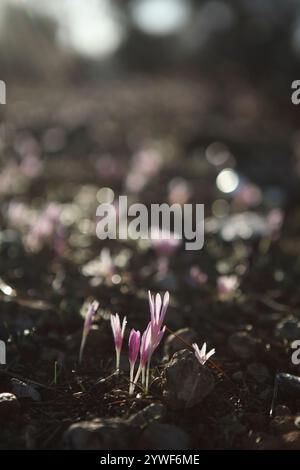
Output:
1 0 300 292
1 0 300 184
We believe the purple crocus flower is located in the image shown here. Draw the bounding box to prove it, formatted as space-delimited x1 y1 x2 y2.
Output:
148 290 169 352
111 313 127 372
129 329 141 366
132 322 152 393
128 329 141 395
140 322 152 369
79 300 99 364
143 291 169 391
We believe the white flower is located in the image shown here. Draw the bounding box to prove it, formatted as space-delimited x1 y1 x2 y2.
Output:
192 342 215 365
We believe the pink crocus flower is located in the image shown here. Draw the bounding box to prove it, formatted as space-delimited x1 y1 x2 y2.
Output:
111 313 127 372
132 322 152 392
79 300 99 364
192 342 215 365
143 291 169 391
148 291 169 352
140 322 152 369
128 329 141 394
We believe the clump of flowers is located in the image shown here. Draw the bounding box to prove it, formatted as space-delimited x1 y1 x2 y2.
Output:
107 290 216 395
110 291 169 394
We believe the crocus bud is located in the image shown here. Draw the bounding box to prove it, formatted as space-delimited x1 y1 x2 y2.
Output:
128 329 141 367
128 329 141 395
111 313 127 372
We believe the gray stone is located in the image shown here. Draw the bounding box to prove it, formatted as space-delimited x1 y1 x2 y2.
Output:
64 418 132 450
0 392 20 418
270 415 296 435
275 405 291 416
11 378 41 401
165 349 215 410
65 403 165 450
139 423 189 450
128 403 165 428
276 317 300 341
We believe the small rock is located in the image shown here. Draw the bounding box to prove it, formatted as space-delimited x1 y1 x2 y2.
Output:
0 392 20 418
64 418 132 450
247 363 270 383
139 423 189 450
128 403 165 428
275 372 300 401
275 405 291 416
65 403 165 450
228 332 257 359
165 349 215 410
270 416 296 434
276 317 300 341
11 378 41 401
163 328 198 359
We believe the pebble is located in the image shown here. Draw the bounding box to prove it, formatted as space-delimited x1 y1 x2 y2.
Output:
64 417 132 450
0 392 20 419
164 349 215 410
138 423 189 450
11 378 41 401
128 403 165 428
276 317 300 341
275 405 291 416
65 403 166 450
